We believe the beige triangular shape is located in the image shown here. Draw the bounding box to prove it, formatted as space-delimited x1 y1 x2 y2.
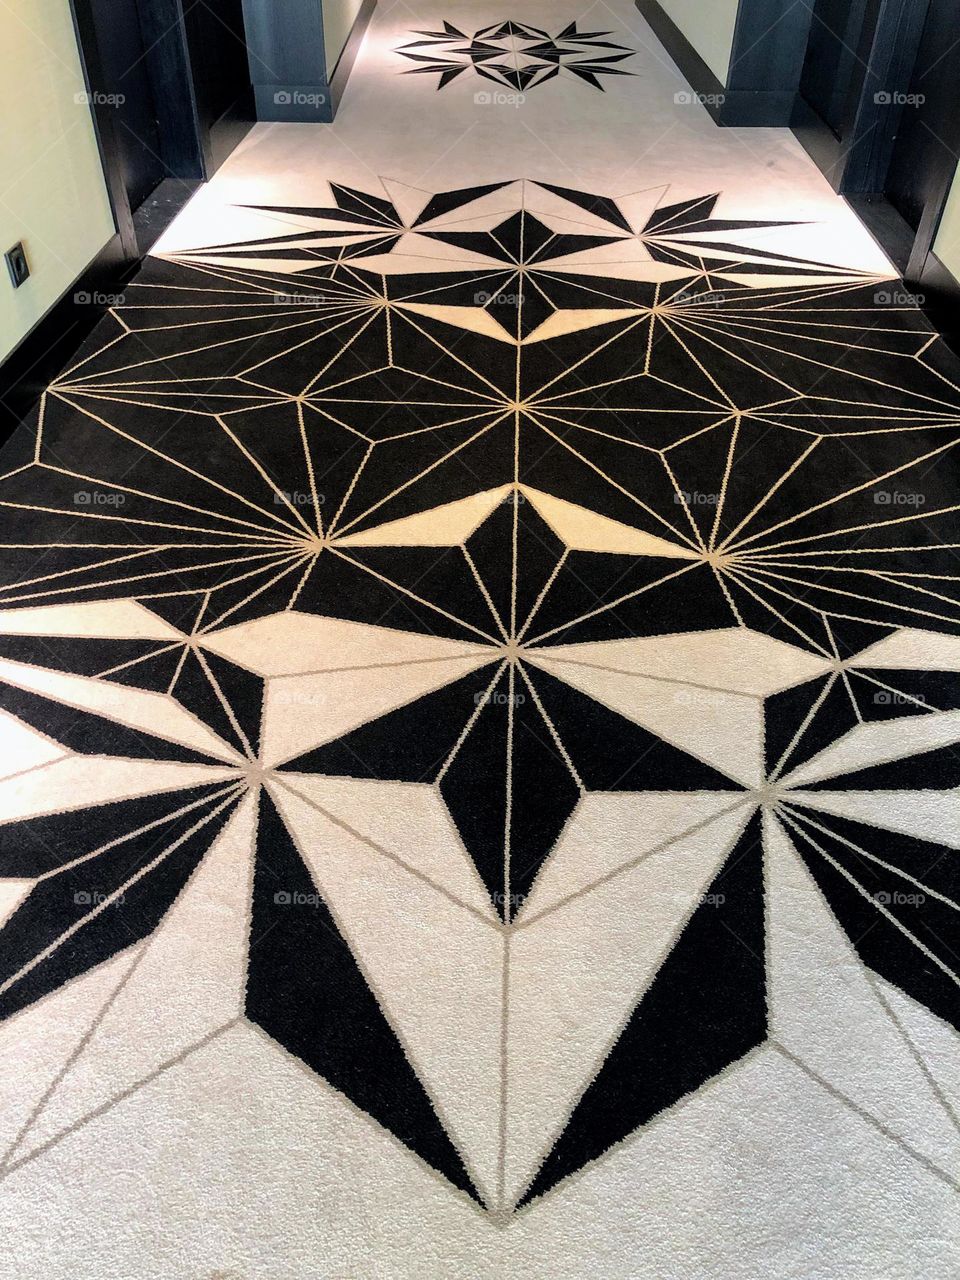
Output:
336 485 513 548
786 790 960 850
272 775 497 919
0 879 35 928
521 309 642 345
528 652 758 784
395 303 515 343
0 657 241 762
519 486 699 558
380 178 433 227
532 629 831 696
0 710 66 779
782 710 960 788
521 792 750 918
0 756 238 824
261 653 494 767
200 612 491 677
0 600 182 640
852 627 960 671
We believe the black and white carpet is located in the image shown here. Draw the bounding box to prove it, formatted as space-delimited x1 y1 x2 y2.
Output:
1 179 958 1233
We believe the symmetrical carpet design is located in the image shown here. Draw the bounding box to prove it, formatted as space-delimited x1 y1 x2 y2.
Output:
1 179 959 1215
395 20 636 91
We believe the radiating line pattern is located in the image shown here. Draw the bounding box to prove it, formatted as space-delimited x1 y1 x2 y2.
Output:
0 178 958 1212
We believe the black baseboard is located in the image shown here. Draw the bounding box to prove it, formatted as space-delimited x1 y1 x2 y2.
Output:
915 250 960 356
0 179 198 446
635 0 796 126
0 234 132 444
329 0 376 113
845 194 916 275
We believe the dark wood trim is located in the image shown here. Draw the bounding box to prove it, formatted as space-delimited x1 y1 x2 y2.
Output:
845 193 916 274
67 0 137 260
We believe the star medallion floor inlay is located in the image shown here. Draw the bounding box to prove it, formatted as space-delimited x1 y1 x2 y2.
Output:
395 20 636 92
2 6 960 1268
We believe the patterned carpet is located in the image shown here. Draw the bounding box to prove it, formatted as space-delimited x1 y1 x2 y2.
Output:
1 176 959 1227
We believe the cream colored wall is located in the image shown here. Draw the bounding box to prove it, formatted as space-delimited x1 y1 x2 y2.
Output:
658 0 739 85
323 0 365 75
933 163 960 282
0 0 116 361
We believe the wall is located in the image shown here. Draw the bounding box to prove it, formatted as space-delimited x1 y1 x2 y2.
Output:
933 163 960 282
0 0 116 362
657 0 739 84
322 0 365 74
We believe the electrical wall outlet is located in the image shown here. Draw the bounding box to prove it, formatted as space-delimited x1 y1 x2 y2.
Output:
5 243 30 289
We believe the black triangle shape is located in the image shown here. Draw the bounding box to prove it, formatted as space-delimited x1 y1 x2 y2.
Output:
520 809 766 1204
277 662 501 779
246 791 480 1199
526 664 742 791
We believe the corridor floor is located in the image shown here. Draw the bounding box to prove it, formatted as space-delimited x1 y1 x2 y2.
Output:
1 2 959 1276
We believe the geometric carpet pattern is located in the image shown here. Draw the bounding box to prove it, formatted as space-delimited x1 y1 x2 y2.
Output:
395 20 636 92
0 179 959 1212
